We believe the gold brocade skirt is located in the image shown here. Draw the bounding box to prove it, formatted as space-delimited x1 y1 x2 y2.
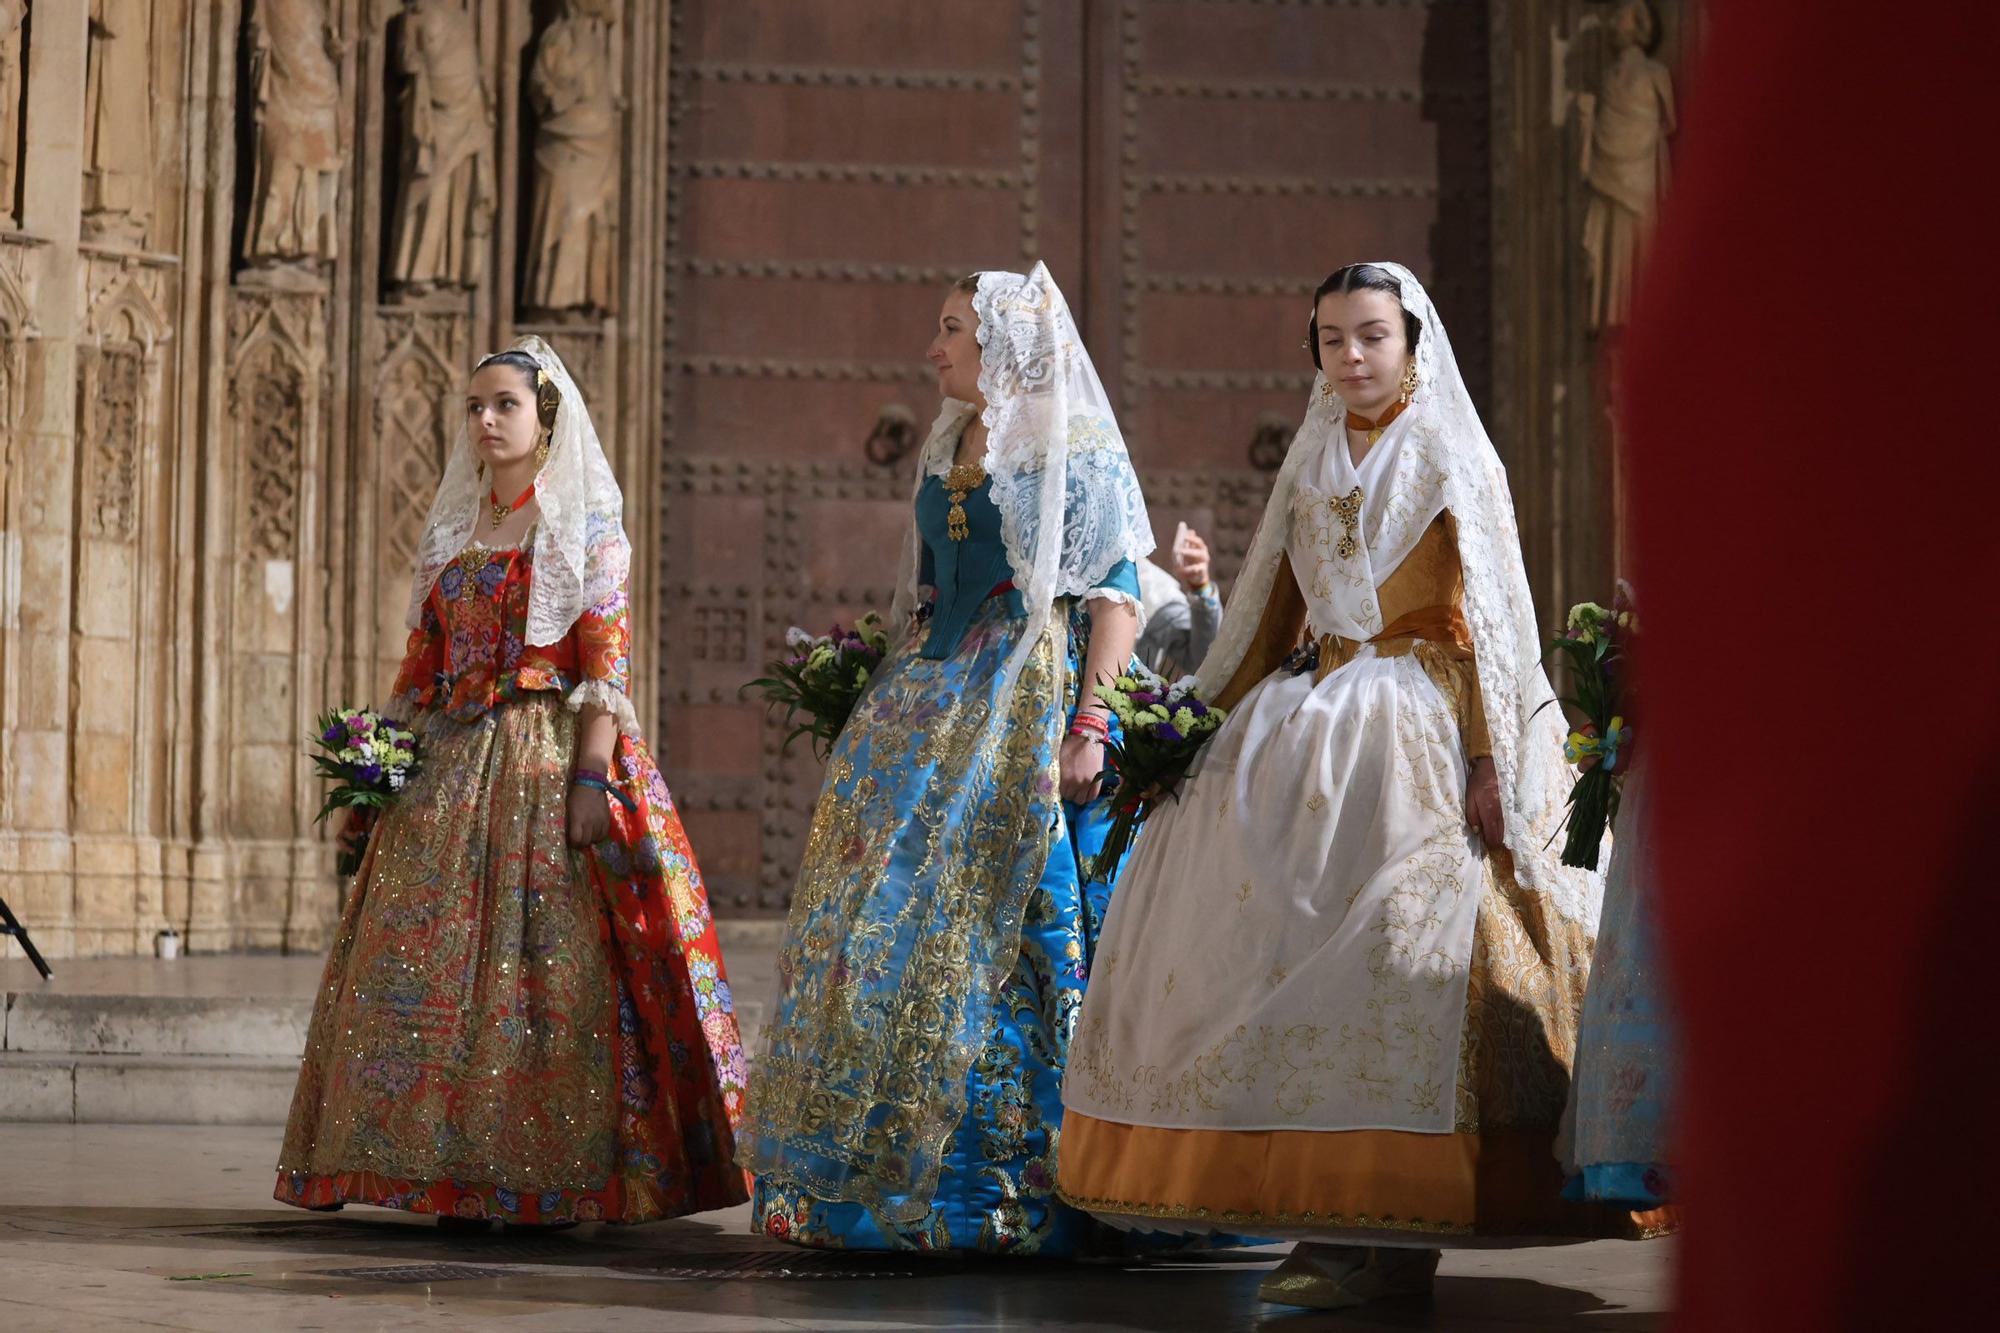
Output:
276 695 748 1223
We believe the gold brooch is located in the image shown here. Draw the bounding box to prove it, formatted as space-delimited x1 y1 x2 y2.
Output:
944 462 987 541
1330 486 1363 560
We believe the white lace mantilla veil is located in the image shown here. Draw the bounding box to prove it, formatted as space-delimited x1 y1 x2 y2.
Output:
889 262 1154 699
403 334 639 736
1193 262 1604 927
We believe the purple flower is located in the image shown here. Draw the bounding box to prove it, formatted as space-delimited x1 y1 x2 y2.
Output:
1155 723 1184 743
474 560 508 598
321 725 343 743
439 564 465 600
1185 699 1209 717
358 763 383 783
1130 690 1159 705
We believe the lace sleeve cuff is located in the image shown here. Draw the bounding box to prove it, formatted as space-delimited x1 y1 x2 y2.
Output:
1084 584 1145 619
567 678 642 739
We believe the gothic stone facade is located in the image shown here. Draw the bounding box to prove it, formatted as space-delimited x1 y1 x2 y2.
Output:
0 0 1684 958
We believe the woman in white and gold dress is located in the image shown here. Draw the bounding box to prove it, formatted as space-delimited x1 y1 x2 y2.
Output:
1056 264 1671 1310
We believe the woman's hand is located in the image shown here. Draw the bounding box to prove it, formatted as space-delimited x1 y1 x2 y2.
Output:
1170 526 1213 593
1060 733 1106 805
337 806 378 864
1466 756 1503 849
566 783 612 848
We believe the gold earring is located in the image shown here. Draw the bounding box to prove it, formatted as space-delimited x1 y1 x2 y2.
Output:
1400 360 1420 404
534 434 550 468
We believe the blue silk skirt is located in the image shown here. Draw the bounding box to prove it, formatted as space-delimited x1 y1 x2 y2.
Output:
746 600 1133 1255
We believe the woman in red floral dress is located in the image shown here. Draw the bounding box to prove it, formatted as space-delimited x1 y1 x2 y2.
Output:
275 337 746 1228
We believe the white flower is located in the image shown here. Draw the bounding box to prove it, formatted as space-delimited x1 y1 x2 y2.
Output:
785 626 814 649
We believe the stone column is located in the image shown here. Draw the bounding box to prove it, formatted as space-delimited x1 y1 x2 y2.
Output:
0 1 89 959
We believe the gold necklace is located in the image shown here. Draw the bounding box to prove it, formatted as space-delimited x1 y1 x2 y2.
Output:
944 461 987 541
490 481 535 528
1346 399 1409 446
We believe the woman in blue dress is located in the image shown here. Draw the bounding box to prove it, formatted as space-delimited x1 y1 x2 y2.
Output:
743 264 1154 1254
1559 708 1674 1208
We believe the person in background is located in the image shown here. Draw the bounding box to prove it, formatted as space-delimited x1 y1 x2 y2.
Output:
1135 522 1224 677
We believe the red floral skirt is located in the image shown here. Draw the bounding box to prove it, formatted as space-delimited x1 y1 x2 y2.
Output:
274 695 747 1223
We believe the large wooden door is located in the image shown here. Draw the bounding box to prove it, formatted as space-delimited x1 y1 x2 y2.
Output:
1082 0 1491 466
660 0 1491 915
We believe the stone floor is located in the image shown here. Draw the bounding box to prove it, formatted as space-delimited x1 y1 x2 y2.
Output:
0 1123 1673 1332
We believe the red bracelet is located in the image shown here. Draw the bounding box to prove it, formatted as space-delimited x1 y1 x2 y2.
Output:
1069 714 1109 739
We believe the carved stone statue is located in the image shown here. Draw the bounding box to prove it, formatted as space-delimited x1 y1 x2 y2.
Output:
244 0 344 267
388 0 495 295
0 0 25 229
1579 0 1677 332
83 0 155 244
521 0 619 314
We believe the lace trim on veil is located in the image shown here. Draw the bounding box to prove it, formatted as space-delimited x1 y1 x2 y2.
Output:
1194 263 1602 927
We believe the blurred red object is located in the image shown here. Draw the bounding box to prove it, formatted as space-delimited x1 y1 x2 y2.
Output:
1622 3 2000 1329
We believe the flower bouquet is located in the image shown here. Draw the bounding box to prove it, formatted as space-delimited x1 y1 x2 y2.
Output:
1085 664 1229 882
745 613 892 760
1539 588 1636 871
310 708 422 877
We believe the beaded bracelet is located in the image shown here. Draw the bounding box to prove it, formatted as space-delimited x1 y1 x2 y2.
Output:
572 769 638 813
1069 714 1110 741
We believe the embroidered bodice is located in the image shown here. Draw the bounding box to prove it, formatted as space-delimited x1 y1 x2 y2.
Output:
914 473 1139 660
392 534 630 720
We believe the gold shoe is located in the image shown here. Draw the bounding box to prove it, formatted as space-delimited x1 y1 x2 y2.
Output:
1257 1243 1441 1310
